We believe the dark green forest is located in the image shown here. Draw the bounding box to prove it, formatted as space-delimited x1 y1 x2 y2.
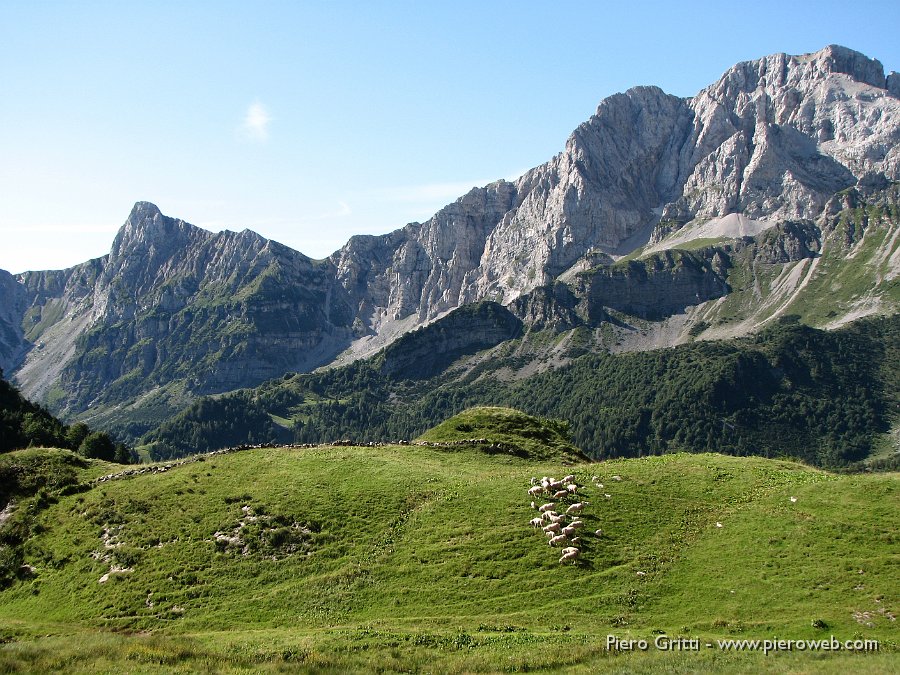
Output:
0 370 132 463
143 315 899 470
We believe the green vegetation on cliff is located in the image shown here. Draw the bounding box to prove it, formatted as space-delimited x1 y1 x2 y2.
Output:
143 316 899 471
0 371 131 462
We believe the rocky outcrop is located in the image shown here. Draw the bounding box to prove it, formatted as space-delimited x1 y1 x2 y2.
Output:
509 283 583 330
0 270 27 376
748 221 821 264
575 251 730 321
379 301 522 379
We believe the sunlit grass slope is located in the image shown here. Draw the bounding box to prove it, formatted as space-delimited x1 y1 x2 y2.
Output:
416 405 589 461
0 411 897 672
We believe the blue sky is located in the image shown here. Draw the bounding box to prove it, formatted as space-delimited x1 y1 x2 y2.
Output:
2 1 899 273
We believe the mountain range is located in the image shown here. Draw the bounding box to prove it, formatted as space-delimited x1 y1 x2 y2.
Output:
1 44 898 443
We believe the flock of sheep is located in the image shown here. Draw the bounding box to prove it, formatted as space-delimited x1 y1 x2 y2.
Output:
527 473 607 565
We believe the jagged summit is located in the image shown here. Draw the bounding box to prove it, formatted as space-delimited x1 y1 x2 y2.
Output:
110 201 204 261
804 44 888 88
129 200 162 219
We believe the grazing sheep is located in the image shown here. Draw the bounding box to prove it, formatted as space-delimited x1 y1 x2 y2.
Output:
594 528 603 537
603 493 612 499
562 474 576 484
552 489 569 499
790 496 798 503
611 475 622 481
548 514 566 524
528 485 545 497
543 522 562 534
538 502 556 513
549 534 569 547
715 522 723 528
561 525 577 538
559 547 580 564
570 536 580 545
568 519 584 529
566 483 578 493
529 517 543 528
565 502 588 515
541 511 558 523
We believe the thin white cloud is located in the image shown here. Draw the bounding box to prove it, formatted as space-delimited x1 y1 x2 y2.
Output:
241 102 271 141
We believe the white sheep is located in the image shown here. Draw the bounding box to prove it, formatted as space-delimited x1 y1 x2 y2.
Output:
528 485 545 497
548 513 566 524
552 489 569 499
562 474 576 484
594 528 603 537
561 525 577 538
538 502 556 513
559 547 580 564
565 501 588 515
541 511 557 522
543 522 561 534
570 536 580 545
549 534 569 547
568 519 584 529
566 483 578 493
529 517 543 528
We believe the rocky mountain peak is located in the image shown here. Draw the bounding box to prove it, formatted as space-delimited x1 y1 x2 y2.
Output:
109 201 204 261
811 44 886 88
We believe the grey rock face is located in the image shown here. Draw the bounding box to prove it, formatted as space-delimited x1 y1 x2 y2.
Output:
380 301 522 379
335 45 900 332
575 251 730 321
0 270 27 376
9 203 357 421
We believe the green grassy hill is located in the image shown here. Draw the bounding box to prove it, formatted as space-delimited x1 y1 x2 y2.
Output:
0 411 897 672
416 406 588 462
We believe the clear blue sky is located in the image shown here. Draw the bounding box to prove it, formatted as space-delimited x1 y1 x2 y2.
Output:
2 1 899 273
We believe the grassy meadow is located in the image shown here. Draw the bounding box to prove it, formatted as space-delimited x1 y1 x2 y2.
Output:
0 409 897 672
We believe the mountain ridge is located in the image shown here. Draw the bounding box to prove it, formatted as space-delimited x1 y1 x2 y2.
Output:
1 44 898 439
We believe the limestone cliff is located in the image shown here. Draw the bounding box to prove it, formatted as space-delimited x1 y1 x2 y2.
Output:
333 45 900 332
